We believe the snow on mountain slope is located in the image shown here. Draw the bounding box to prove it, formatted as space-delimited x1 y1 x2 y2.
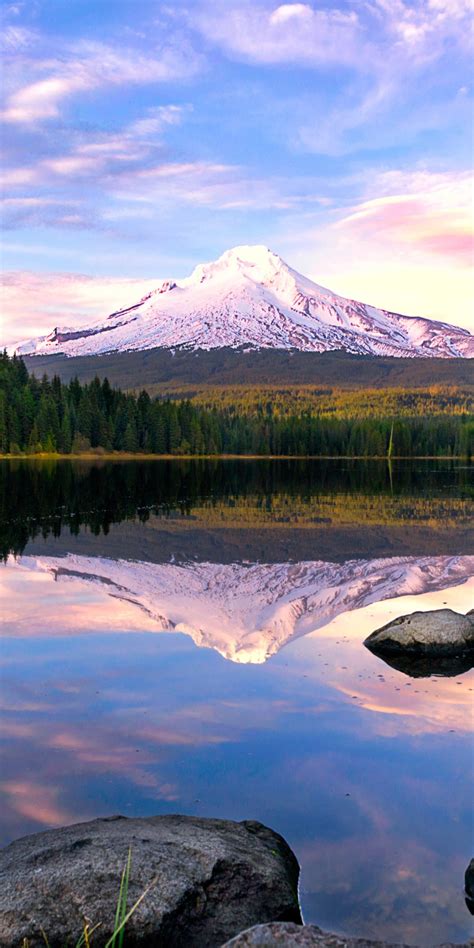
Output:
21 553 474 663
15 246 474 359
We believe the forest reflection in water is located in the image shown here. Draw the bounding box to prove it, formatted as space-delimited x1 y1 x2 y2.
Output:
0 458 473 945
1 457 473 562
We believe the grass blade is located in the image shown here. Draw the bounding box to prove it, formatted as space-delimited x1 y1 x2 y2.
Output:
118 847 131 948
103 876 157 948
75 922 102 948
108 846 132 948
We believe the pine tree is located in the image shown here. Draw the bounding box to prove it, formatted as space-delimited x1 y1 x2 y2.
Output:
60 407 73 453
123 420 139 452
167 406 181 453
0 391 7 453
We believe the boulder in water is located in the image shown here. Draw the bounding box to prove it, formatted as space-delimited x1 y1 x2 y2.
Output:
364 609 473 677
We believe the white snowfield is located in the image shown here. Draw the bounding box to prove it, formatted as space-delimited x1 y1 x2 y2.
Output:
15 246 474 359
22 553 474 664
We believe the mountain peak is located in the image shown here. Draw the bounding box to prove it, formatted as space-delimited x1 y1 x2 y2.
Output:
218 244 283 269
184 244 289 288
220 243 277 262
13 246 474 359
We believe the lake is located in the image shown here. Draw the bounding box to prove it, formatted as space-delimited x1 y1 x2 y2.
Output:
1 458 473 945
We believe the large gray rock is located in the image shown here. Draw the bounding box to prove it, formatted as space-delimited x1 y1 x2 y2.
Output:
364 609 474 676
0 814 301 947
221 921 471 947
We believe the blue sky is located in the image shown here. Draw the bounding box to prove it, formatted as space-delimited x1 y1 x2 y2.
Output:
1 0 473 343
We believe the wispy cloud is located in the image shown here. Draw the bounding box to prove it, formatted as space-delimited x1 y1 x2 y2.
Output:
1 24 38 50
188 0 472 69
2 75 91 124
335 170 474 265
1 104 189 189
111 160 329 212
0 166 39 187
188 1 364 67
127 104 188 138
1 39 200 124
188 0 473 158
1 150 325 230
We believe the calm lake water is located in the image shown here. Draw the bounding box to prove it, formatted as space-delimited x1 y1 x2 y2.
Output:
1 459 473 944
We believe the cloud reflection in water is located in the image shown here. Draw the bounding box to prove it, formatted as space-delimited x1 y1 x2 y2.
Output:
0 558 473 945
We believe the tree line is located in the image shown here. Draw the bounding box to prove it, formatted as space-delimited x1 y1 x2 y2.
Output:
1 351 473 459
165 382 473 418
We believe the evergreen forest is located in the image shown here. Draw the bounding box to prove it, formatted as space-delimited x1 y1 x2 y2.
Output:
1 351 473 459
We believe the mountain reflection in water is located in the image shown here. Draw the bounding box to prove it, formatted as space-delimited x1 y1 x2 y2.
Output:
11 552 474 664
0 458 473 946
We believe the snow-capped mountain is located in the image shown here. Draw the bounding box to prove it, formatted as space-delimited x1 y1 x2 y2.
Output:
21 553 474 663
15 245 474 359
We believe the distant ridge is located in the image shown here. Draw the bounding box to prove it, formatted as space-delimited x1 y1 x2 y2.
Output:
15 245 474 360
23 347 474 392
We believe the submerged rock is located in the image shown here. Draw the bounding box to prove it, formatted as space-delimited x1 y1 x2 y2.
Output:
221 922 471 946
364 608 474 677
0 814 301 947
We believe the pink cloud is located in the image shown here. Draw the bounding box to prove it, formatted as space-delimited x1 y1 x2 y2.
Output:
0 271 159 347
0 779 78 827
420 231 473 259
276 170 473 329
0 166 39 187
44 155 104 176
335 172 474 265
1 75 91 123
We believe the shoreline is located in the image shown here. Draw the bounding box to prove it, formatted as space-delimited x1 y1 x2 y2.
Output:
0 452 470 462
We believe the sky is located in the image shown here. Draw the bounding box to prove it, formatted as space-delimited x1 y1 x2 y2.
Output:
1 0 473 346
